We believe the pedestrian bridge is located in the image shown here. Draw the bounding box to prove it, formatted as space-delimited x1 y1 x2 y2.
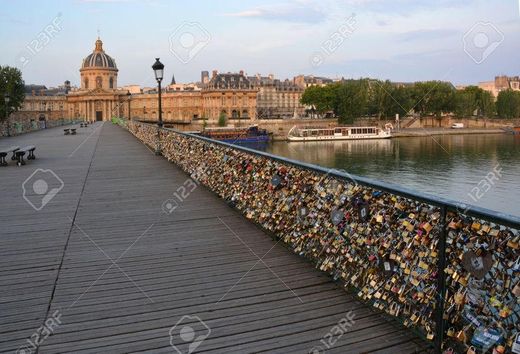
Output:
1 122 518 353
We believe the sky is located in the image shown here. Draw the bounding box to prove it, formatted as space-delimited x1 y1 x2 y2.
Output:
0 0 519 88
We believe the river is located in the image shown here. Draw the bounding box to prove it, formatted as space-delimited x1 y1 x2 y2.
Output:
251 133 519 217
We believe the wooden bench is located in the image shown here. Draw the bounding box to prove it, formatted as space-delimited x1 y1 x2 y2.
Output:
80 123 85 127
0 146 19 166
64 128 70 135
15 145 36 166
71 128 77 135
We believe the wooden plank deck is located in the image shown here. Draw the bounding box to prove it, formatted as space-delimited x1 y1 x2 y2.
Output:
0 123 430 353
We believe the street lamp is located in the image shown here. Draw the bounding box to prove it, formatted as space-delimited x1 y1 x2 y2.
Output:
126 91 131 120
152 58 164 128
4 93 10 137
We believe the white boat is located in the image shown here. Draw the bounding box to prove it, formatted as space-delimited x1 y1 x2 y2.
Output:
287 125 392 141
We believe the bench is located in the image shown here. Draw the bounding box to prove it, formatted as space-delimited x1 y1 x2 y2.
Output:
15 145 36 166
71 128 77 135
80 123 85 128
0 146 19 166
64 128 70 135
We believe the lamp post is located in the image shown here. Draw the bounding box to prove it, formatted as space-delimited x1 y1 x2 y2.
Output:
4 93 10 137
152 58 164 128
126 91 131 121
152 58 164 155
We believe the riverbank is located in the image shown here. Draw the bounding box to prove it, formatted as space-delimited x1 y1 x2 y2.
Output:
392 127 505 138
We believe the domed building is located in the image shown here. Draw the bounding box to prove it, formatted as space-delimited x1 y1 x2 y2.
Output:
80 38 118 90
13 37 260 132
67 37 129 122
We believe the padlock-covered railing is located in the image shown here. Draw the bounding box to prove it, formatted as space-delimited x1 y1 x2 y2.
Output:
127 120 520 354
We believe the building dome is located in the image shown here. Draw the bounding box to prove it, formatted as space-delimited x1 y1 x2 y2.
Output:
81 38 117 69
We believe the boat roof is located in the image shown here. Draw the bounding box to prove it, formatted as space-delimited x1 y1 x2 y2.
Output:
204 124 258 131
296 126 380 130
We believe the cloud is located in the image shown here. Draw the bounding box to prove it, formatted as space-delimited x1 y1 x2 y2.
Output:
398 29 459 42
343 0 473 14
223 2 327 23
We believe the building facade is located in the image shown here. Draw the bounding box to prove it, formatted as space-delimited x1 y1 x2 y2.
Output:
16 40 278 125
479 76 520 98
249 74 304 119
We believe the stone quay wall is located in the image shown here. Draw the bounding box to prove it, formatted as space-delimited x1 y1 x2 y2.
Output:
127 120 519 351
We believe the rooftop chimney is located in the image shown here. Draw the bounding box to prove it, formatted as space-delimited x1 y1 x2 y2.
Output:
212 70 218 78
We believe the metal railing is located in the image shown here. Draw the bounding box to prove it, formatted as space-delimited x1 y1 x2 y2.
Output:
129 120 520 354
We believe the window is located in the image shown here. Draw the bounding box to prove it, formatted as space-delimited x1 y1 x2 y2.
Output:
96 76 102 88
85 78 89 89
109 77 114 89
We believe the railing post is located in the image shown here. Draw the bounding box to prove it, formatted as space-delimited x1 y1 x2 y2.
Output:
155 126 161 156
434 205 448 354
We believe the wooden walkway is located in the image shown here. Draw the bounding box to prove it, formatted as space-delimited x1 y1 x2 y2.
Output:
0 123 430 353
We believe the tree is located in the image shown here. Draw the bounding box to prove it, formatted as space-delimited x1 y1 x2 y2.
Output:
368 80 394 119
454 91 475 117
333 79 370 124
218 111 227 127
479 91 495 118
496 90 520 118
453 86 495 118
412 81 455 117
0 66 25 120
300 85 335 118
387 85 415 118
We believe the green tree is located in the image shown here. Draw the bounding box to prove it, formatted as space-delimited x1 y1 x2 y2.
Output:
479 91 495 118
387 85 415 118
0 66 25 120
218 111 227 127
368 80 395 119
453 86 495 118
412 81 455 117
496 90 520 118
300 85 335 118
333 79 370 124
454 91 475 117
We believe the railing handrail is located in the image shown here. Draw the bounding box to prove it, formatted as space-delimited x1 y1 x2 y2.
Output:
138 121 520 229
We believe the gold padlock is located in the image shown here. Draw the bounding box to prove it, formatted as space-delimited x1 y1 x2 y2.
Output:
455 328 467 343
447 327 455 337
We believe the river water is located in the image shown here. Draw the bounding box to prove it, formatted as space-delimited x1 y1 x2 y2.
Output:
255 134 519 217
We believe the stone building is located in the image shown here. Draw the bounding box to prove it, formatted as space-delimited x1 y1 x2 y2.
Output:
201 70 258 120
15 39 259 127
479 75 520 98
66 38 129 121
248 74 304 119
293 75 333 88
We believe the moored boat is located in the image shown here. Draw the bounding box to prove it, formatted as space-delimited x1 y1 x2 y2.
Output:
198 125 270 143
287 125 392 142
